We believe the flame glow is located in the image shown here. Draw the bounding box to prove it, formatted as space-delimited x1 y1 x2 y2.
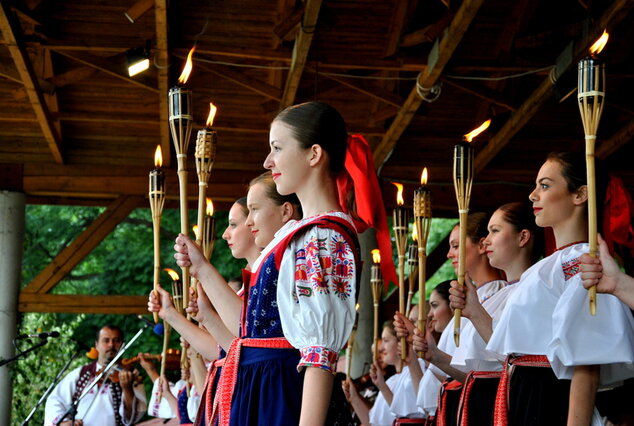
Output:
178 46 196 84
412 225 418 242
589 30 609 56
154 145 162 167
193 225 200 240
164 268 180 281
356 303 360 312
392 182 404 206
464 119 491 142
421 168 428 185
371 249 381 264
206 198 214 216
206 103 218 127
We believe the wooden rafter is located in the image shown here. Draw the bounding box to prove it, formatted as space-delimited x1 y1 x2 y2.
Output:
274 7 303 42
597 118 634 160
279 0 323 109
372 0 486 169
154 0 171 168
196 61 282 101
21 196 142 294
473 0 634 175
52 50 159 93
0 1 63 163
441 77 517 112
383 0 410 57
401 12 453 47
19 293 148 314
126 0 154 23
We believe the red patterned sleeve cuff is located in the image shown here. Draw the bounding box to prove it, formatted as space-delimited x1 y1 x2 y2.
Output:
298 346 339 374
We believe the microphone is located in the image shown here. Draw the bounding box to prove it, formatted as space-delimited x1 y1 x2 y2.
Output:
137 315 164 336
16 331 60 340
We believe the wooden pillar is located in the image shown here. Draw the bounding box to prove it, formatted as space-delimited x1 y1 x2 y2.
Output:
0 190 25 424
350 228 376 379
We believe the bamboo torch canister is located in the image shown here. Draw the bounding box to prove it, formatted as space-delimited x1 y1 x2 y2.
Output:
452 119 489 346
149 145 166 324
169 47 195 322
578 30 608 316
392 182 410 366
414 168 432 356
370 249 383 362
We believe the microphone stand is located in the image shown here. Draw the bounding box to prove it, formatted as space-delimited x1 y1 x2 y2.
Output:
0 337 52 367
55 323 150 426
21 341 86 426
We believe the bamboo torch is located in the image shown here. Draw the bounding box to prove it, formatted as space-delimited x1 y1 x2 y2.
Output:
203 198 216 261
191 103 217 318
157 268 181 402
346 303 360 381
578 30 608 316
370 249 383 362
452 120 488 346
149 145 165 324
392 182 410 366
406 227 418 315
414 168 432 354
169 46 195 319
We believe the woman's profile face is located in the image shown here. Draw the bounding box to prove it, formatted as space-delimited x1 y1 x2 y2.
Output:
529 160 582 229
221 203 253 260
484 209 523 271
428 290 452 333
245 182 288 248
380 327 399 367
447 225 485 276
263 121 311 196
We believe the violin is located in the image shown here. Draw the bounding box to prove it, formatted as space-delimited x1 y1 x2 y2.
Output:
121 349 181 370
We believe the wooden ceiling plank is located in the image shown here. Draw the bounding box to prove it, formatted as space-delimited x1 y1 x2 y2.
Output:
21 195 142 294
596 118 634 159
52 50 160 93
0 2 63 163
126 0 155 23
196 61 282 101
19 293 148 314
154 0 171 168
473 0 634 175
279 0 323 109
274 7 303 41
41 48 62 142
440 77 517 112
47 66 96 88
314 68 405 108
401 12 453 47
372 0 486 168
383 0 410 57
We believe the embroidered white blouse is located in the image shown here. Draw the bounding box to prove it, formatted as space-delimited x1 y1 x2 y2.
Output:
254 212 357 373
390 359 427 418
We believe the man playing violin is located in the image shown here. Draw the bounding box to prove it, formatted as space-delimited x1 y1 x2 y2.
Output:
44 325 147 426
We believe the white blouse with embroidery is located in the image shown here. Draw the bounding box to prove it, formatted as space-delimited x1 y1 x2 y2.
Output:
270 212 357 373
390 359 427 418
487 242 634 386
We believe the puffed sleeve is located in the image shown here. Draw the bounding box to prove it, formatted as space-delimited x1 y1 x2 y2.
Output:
548 246 634 386
277 221 357 374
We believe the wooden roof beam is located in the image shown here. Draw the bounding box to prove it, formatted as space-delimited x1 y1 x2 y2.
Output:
473 0 634 175
401 12 453 47
279 0 323 109
19 293 148 314
154 0 171 168
52 50 159 93
383 0 410 57
126 0 154 23
0 2 63 163
597 118 634 160
274 7 303 42
441 77 517 112
373 0 486 168
21 195 142 295
196 61 282 101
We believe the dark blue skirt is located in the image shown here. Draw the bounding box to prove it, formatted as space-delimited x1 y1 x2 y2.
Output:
229 347 304 426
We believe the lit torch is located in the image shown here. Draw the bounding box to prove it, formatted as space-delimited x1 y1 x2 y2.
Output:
169 46 195 320
452 120 488 346
149 145 165 324
203 198 216 260
370 249 383 362
578 30 608 316
407 225 418 315
414 168 432 355
392 182 409 366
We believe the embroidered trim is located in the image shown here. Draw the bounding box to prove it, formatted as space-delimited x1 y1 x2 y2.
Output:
562 257 581 281
298 346 339 374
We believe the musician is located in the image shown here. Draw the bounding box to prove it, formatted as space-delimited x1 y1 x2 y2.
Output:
44 325 147 426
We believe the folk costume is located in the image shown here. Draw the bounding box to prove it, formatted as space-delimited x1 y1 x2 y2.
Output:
213 212 360 425
487 242 634 426
44 361 146 426
368 372 400 426
148 378 199 423
390 359 427 424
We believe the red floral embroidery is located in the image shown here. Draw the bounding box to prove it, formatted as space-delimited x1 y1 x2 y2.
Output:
562 257 581 281
299 346 339 373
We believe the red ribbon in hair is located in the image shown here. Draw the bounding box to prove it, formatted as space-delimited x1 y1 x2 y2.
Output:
336 134 398 289
602 175 634 255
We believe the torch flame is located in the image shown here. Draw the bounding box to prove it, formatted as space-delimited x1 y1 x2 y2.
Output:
412 225 418 242
392 182 404 206
371 249 381 264
206 198 214 216
154 145 163 167
193 225 200 240
356 303 360 312
178 46 196 84
164 268 180 281
206 103 218 128
589 30 609 56
421 167 428 185
464 119 491 142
